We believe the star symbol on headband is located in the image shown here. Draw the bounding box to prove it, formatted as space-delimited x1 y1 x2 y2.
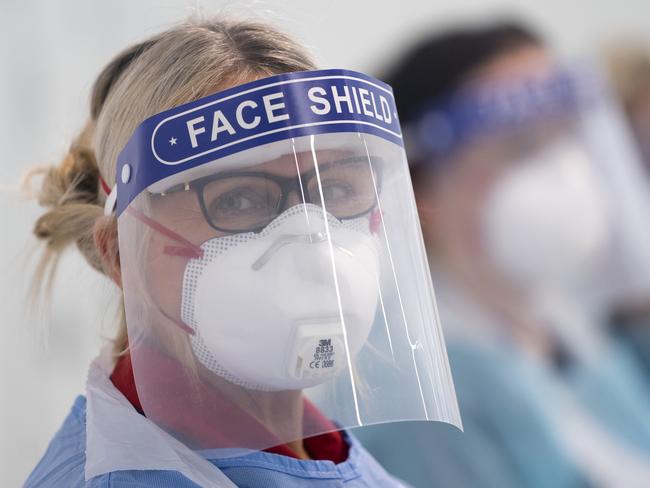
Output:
169 137 177 146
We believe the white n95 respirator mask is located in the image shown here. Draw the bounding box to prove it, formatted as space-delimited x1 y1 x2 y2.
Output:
481 138 611 289
180 204 380 391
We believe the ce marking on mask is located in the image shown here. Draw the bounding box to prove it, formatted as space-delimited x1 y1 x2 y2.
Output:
310 339 336 370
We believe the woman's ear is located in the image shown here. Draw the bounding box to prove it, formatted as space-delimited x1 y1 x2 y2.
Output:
93 216 122 288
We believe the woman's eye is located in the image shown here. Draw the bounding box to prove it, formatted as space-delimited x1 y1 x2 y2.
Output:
322 182 354 201
212 189 264 213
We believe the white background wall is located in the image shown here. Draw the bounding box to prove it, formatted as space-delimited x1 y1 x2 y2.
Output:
1 1 648 485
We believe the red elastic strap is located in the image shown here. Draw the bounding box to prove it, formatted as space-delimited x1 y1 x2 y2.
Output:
124 206 200 336
157 304 196 336
99 175 112 196
125 207 204 260
369 208 382 234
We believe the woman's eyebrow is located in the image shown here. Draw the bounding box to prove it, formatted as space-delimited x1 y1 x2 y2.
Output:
192 153 370 183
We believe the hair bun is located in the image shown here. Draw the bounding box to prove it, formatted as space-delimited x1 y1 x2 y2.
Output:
28 124 105 271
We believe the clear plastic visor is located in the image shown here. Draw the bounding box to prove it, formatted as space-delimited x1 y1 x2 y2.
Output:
117 132 460 455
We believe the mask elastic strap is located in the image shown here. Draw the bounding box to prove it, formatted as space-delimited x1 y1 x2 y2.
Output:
154 301 196 336
124 206 199 336
99 174 112 195
100 177 198 336
125 207 204 260
99 176 202 259
100 175 118 217
369 209 382 234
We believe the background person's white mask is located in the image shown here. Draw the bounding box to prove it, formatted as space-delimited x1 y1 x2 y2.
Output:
181 203 380 391
481 139 611 291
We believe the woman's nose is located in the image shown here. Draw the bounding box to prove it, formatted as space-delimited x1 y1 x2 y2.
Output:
285 189 308 208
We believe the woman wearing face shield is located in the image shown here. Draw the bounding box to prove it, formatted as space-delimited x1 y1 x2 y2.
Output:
22 15 460 488
356 22 650 488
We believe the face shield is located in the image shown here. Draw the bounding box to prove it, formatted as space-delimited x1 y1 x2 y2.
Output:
106 69 460 455
408 62 650 330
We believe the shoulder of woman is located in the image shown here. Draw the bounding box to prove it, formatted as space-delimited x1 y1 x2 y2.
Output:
98 470 201 487
24 396 88 487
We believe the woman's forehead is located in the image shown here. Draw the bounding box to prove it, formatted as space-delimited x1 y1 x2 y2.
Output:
246 149 355 176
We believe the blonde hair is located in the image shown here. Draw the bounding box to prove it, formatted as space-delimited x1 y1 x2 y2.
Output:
27 17 316 355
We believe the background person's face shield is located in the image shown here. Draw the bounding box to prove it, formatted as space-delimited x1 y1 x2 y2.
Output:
410 63 650 330
111 70 460 455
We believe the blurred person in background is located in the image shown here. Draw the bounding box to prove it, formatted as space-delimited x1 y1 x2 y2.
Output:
356 21 650 488
602 41 650 387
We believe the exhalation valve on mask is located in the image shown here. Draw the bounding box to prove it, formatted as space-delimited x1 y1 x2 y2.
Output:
180 203 381 391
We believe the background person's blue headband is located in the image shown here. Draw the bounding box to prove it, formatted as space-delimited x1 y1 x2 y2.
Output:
406 66 599 167
103 69 403 216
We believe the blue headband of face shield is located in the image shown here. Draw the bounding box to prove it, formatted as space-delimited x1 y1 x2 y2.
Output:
104 69 403 216
407 67 600 165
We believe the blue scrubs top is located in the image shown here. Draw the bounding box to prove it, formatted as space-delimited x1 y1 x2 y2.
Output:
357 337 650 488
356 343 589 488
25 396 410 488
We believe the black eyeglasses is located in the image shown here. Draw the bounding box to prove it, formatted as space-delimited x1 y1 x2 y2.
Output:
162 156 382 234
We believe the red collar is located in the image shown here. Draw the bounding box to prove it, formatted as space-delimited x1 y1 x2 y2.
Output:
110 350 349 463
